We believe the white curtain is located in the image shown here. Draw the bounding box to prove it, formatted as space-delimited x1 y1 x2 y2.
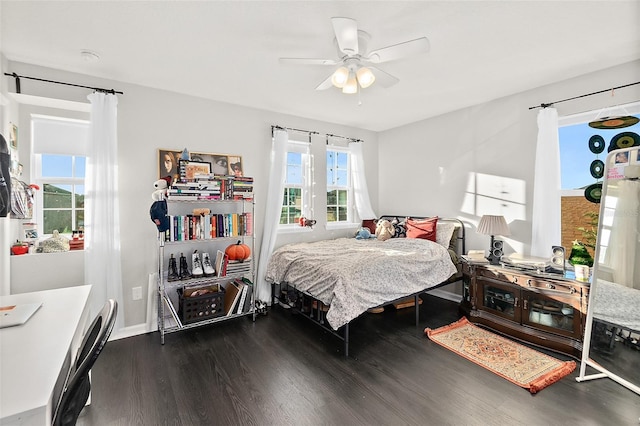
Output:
531 107 561 257
85 92 124 329
348 141 376 220
256 128 288 303
605 179 640 289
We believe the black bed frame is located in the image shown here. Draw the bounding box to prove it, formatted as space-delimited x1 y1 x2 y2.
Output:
271 216 466 357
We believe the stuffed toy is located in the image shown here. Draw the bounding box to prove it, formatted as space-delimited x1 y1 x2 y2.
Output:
150 176 172 232
375 219 394 241
355 227 373 240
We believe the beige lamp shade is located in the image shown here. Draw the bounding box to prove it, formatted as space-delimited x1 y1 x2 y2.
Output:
477 215 510 237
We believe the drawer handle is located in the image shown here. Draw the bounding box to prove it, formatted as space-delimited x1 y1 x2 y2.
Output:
513 277 518 283
546 283 556 290
527 279 532 287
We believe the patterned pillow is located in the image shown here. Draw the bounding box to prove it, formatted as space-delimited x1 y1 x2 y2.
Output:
436 222 456 249
391 217 406 238
406 217 438 241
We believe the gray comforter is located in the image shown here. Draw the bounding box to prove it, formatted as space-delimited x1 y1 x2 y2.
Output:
265 237 457 330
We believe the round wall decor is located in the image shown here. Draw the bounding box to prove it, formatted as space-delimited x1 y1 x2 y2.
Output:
588 135 605 154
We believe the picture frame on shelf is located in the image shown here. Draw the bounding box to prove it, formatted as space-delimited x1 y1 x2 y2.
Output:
179 159 211 182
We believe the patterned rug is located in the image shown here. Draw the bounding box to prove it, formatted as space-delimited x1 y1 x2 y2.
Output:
425 317 576 394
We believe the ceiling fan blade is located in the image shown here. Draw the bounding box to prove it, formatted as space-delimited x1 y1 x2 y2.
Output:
368 66 400 88
315 73 335 90
279 58 338 66
367 37 430 63
331 17 359 55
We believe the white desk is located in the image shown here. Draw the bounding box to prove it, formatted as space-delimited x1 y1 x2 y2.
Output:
0 285 92 426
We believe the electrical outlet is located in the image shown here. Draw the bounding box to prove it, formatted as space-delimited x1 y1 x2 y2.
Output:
132 286 142 301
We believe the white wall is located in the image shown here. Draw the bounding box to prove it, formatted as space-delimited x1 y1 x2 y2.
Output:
4 61 378 327
379 60 640 258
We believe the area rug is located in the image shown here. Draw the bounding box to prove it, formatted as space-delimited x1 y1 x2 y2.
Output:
425 317 576 394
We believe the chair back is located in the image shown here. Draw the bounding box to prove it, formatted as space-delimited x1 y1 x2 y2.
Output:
52 299 117 426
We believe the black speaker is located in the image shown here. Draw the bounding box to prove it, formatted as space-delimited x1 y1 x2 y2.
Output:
551 245 565 272
488 239 503 265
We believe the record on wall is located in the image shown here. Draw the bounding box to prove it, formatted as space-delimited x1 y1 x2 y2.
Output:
584 183 602 204
589 159 604 179
607 131 640 153
589 115 639 130
588 135 605 154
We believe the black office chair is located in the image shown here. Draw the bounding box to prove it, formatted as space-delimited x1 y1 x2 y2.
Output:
52 299 118 426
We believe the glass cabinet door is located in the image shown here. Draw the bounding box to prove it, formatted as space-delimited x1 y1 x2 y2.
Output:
523 291 581 338
478 279 519 321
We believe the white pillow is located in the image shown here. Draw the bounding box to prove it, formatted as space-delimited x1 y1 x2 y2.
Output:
436 222 456 249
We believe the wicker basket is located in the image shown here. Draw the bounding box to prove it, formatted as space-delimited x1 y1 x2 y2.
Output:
177 284 225 324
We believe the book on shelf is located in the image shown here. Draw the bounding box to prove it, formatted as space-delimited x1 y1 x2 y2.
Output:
235 279 249 314
224 279 244 316
215 250 229 277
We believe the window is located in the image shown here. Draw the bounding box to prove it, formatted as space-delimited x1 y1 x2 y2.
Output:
32 115 88 236
558 104 640 254
326 147 352 224
280 141 312 226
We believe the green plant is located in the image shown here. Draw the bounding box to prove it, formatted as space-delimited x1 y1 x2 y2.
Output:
577 211 599 251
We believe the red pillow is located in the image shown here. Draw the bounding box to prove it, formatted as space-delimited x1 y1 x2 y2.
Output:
361 219 377 235
405 217 438 241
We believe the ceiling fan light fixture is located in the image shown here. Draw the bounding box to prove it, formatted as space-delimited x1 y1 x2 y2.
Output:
331 67 349 88
342 72 358 94
356 66 375 89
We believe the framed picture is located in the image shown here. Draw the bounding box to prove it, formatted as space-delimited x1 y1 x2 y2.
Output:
9 123 17 149
179 159 211 181
158 149 243 180
24 228 39 240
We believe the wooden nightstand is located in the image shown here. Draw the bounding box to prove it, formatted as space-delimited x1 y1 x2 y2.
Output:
460 260 589 358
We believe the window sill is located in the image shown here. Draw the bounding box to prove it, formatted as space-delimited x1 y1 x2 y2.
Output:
326 222 360 231
278 226 313 234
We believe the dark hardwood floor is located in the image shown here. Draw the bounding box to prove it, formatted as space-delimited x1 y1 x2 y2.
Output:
78 295 640 425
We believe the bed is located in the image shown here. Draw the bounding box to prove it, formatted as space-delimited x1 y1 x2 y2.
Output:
265 216 466 356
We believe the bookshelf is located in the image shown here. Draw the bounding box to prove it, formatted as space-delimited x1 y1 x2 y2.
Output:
157 175 255 344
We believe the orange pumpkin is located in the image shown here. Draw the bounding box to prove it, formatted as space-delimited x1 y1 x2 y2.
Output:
225 240 251 261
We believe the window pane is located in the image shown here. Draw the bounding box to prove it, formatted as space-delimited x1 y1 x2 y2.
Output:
44 210 72 234
287 165 302 185
75 210 84 229
336 152 348 168
286 153 302 185
336 170 348 186
280 208 288 225
75 185 85 208
327 206 337 222
75 157 86 178
338 207 347 221
42 155 72 178
327 190 336 205
338 190 347 204
43 184 72 208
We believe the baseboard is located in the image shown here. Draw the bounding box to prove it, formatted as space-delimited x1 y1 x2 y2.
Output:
110 323 152 341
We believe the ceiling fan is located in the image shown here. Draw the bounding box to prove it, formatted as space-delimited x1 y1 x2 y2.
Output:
280 17 430 93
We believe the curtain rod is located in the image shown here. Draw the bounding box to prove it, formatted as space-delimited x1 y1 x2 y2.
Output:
4 72 124 95
528 81 640 110
271 125 363 143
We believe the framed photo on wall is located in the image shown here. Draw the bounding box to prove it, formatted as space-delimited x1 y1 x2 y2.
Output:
158 149 243 181
9 123 17 149
179 159 211 181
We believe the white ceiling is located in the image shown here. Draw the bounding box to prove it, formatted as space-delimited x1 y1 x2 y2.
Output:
2 1 640 132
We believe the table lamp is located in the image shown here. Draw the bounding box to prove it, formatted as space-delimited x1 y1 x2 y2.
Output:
477 215 510 265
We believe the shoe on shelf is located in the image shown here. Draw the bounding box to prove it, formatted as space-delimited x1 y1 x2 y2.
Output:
179 252 191 280
168 253 179 282
202 252 215 276
192 250 204 277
